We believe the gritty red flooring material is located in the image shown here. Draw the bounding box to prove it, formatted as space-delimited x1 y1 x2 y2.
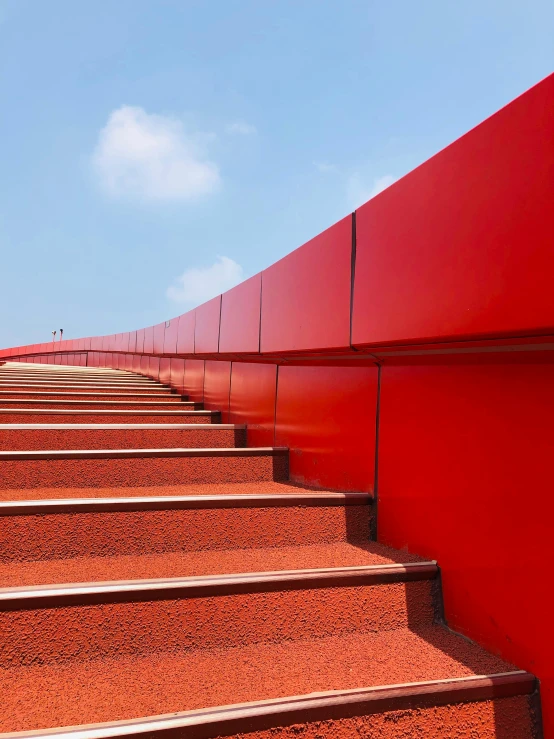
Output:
0 412 215 424
0 401 197 410
219 697 536 739
0 627 514 732
0 541 422 587
0 480 341 501
1 506 372 564
1 582 436 667
0 454 288 489
0 426 245 450
0 392 181 401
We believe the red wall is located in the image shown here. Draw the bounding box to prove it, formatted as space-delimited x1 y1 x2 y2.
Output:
377 356 554 737
275 365 377 492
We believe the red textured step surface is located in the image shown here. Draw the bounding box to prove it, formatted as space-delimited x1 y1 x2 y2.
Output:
0 448 288 488
0 424 245 450
0 386 160 394
0 626 518 732
0 391 180 401
0 541 423 588
0 480 340 501
0 497 372 567
0 400 200 410
0 410 218 424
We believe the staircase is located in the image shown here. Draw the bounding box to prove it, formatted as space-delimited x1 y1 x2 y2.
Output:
0 361 541 738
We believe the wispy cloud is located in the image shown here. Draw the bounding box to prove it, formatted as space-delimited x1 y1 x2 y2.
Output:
167 256 244 304
92 106 221 201
225 121 257 135
347 174 397 209
313 161 338 173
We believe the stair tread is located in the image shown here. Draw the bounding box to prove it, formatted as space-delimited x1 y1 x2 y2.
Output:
0 481 346 501
0 542 422 588
0 626 515 733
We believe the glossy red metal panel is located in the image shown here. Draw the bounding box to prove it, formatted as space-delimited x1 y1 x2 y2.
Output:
378 359 554 736
184 358 205 401
131 354 141 374
163 317 179 354
148 355 160 380
219 274 261 354
260 216 352 354
169 357 185 394
203 360 231 421
135 329 145 355
176 311 195 355
143 325 154 354
139 355 149 374
353 74 554 348
127 331 137 354
229 361 277 447
159 357 171 385
275 365 377 491
194 296 221 354
153 322 165 354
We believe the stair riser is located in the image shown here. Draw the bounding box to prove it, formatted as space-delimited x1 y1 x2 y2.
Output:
0 401 195 410
0 378 158 386
0 428 244 451
0 506 369 563
0 393 180 401
0 385 171 394
0 455 288 489
0 413 216 424
0 580 434 667
179 696 538 739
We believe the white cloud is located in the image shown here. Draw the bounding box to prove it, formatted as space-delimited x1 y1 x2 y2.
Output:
167 256 244 304
225 121 257 135
313 161 338 173
92 105 221 201
347 174 397 209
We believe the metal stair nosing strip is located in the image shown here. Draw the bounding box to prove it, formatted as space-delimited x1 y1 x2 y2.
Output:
0 672 536 739
0 562 438 609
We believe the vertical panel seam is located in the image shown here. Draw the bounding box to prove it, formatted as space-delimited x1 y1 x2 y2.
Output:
273 364 279 447
349 211 358 352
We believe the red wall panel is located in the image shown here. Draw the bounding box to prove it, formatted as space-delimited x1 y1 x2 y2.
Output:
203 360 231 421
163 317 179 354
176 311 195 355
139 355 149 374
184 359 205 402
135 329 145 355
148 355 160 380
195 296 221 354
131 354 141 374
260 216 352 354
143 325 154 354
377 358 554 737
153 322 165 354
169 358 186 395
275 365 377 491
159 357 171 386
352 73 554 348
219 274 261 354
229 362 277 447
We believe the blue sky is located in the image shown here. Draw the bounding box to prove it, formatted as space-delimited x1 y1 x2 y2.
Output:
1 0 552 347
